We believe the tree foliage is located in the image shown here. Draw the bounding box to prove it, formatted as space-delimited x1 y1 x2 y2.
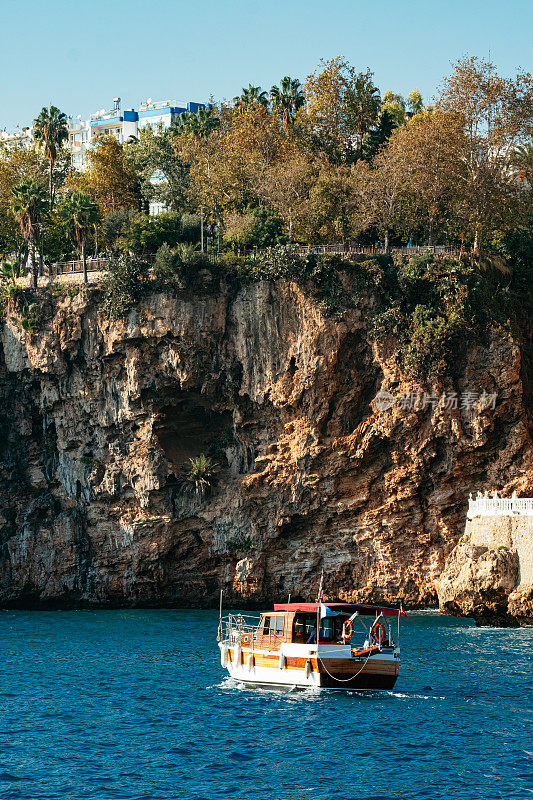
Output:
10 179 48 287
439 56 533 250
79 134 139 217
0 56 531 279
303 58 381 163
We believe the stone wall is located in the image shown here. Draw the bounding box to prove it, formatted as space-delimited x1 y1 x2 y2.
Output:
437 511 533 626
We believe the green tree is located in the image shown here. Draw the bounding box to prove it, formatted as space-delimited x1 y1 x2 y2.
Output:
9 180 48 288
381 91 406 126
126 126 189 211
61 191 99 283
439 56 533 250
363 108 396 162
224 206 286 248
407 90 424 116
102 208 136 253
123 212 182 255
233 85 268 108
270 77 305 132
304 57 380 163
351 69 382 158
33 105 68 209
180 213 201 244
171 107 220 138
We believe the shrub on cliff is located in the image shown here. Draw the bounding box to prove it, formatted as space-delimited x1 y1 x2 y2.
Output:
99 256 151 320
20 302 42 333
0 262 21 312
370 255 509 377
246 244 305 281
153 242 180 280
179 455 220 499
153 243 213 291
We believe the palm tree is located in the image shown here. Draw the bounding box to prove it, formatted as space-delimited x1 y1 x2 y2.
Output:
10 180 48 289
61 192 99 283
233 85 268 109
179 455 220 499
171 107 219 138
270 77 305 132
33 105 69 209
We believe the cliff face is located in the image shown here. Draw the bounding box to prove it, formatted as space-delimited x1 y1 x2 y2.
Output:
0 281 532 618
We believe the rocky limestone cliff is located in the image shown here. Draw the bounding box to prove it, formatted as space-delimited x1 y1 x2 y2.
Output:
0 280 532 621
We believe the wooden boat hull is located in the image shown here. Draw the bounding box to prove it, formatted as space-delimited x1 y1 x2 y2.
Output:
221 644 399 691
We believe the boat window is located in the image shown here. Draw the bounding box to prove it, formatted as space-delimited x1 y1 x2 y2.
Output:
304 617 315 636
275 616 284 635
321 618 334 641
262 616 271 634
293 616 305 638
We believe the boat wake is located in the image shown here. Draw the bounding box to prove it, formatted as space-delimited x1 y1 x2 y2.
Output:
210 677 444 702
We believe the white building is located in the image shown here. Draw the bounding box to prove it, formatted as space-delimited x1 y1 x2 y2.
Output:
0 126 34 147
67 117 90 169
2 96 207 216
88 97 138 144
137 98 205 132
66 97 207 172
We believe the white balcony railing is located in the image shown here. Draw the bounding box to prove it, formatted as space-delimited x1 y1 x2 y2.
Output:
467 491 533 518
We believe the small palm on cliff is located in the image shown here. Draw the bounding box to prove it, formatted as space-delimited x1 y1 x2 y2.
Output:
179 455 220 499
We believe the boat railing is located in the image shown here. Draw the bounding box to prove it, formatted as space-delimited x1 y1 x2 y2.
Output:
220 613 261 643
220 614 287 651
219 614 398 651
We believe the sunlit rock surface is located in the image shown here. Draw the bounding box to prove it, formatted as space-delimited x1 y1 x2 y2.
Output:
0 281 531 623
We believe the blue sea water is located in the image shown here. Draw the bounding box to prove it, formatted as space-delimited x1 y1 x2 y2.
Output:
0 610 531 800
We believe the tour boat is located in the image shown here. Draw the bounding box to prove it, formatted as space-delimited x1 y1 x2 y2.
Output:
218 600 407 690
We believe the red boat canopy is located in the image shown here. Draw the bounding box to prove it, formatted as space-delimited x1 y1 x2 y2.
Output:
273 602 408 619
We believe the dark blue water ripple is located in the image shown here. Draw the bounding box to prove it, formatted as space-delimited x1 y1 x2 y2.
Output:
0 610 531 800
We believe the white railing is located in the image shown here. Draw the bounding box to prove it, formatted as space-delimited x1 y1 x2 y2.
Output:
467 492 533 518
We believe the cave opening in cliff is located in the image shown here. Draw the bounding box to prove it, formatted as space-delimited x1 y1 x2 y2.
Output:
150 390 233 472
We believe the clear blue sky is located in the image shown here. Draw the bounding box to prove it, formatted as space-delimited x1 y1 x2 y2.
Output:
1 0 531 129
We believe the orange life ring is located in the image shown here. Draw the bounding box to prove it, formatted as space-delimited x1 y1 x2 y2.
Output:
342 620 354 640
372 621 386 644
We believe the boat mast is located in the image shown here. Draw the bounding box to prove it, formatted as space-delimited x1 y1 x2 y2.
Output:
218 588 223 641
316 568 324 651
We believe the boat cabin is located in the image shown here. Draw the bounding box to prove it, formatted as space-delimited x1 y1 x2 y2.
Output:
255 611 350 648
249 602 403 651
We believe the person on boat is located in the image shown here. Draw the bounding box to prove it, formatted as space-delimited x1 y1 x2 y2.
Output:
307 626 317 643
307 625 325 643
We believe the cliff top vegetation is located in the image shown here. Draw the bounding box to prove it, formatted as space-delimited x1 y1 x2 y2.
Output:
0 55 531 380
